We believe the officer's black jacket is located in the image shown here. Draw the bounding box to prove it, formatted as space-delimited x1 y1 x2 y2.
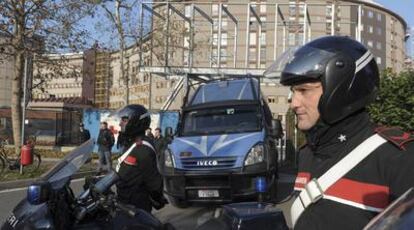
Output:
116 136 163 212
294 112 414 230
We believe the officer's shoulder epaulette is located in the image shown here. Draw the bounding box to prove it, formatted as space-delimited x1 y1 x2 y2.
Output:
375 126 414 151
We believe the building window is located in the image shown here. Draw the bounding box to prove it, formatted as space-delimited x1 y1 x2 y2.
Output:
220 49 227 61
213 33 218 46
250 32 257 46
376 57 382 64
326 5 332 16
367 40 373 47
260 49 266 60
260 32 266 46
221 33 228 46
376 27 382 35
289 4 296 16
377 13 382 21
299 4 305 15
278 96 287 104
267 96 276 103
260 4 266 13
376 42 382 50
369 26 373 34
249 47 256 61
368 11 373 18
212 4 218 15
288 33 295 46
185 5 191 17
222 18 228 29
184 35 190 48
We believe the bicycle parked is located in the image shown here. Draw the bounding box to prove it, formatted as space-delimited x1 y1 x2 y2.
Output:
0 137 41 176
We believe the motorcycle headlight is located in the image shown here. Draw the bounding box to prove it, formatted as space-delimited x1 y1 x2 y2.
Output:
244 144 265 166
164 148 175 168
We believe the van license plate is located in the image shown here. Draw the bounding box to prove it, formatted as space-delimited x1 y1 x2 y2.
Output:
198 190 219 198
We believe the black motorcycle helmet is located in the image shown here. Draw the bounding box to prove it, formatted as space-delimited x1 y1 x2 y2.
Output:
265 36 379 124
113 104 150 138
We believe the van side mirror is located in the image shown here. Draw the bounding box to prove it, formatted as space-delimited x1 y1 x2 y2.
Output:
165 127 173 138
271 119 283 139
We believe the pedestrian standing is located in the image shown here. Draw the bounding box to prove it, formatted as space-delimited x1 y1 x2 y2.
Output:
153 127 166 154
97 121 115 172
145 128 154 140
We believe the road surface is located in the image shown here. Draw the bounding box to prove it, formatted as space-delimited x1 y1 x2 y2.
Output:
0 176 294 229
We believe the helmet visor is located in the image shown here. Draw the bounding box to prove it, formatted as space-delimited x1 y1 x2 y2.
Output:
264 45 336 85
111 106 150 121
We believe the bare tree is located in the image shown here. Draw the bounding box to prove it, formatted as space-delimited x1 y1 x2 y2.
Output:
97 0 142 105
0 0 95 154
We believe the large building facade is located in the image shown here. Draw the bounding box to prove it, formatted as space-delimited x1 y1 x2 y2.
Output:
135 0 409 115
0 49 14 108
23 0 410 118
33 53 85 100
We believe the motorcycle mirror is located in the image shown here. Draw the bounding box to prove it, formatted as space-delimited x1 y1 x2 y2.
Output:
165 127 173 138
93 170 120 194
27 181 51 205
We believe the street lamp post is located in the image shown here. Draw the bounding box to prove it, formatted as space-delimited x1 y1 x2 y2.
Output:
20 54 29 174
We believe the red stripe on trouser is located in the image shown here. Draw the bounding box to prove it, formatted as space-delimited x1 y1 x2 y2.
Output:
325 178 390 209
294 172 311 189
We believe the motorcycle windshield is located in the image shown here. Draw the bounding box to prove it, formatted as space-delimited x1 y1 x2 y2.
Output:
40 139 94 189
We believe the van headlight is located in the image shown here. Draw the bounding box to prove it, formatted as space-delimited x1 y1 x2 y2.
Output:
244 144 264 166
164 148 175 168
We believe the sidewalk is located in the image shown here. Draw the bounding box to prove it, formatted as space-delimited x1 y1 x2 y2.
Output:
0 170 96 191
0 158 103 191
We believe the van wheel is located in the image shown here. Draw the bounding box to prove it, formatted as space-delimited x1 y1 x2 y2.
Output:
168 196 189 209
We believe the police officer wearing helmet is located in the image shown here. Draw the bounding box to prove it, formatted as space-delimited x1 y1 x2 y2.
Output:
114 104 167 212
265 36 414 230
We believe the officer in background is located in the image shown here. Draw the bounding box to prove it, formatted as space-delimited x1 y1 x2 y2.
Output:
79 123 91 144
114 104 167 212
265 36 414 230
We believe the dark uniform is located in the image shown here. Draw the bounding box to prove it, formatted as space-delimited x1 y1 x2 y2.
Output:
116 137 164 212
79 128 90 143
293 112 414 230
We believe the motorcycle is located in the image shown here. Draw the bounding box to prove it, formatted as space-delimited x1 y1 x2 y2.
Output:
1 140 289 230
1 140 171 230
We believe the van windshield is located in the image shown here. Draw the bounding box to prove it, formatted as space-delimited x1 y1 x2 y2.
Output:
180 105 261 136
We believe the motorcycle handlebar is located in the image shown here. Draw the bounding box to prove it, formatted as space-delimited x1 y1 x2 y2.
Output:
93 170 120 194
116 202 136 217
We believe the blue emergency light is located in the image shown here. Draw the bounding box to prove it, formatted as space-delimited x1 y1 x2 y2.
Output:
255 177 267 193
